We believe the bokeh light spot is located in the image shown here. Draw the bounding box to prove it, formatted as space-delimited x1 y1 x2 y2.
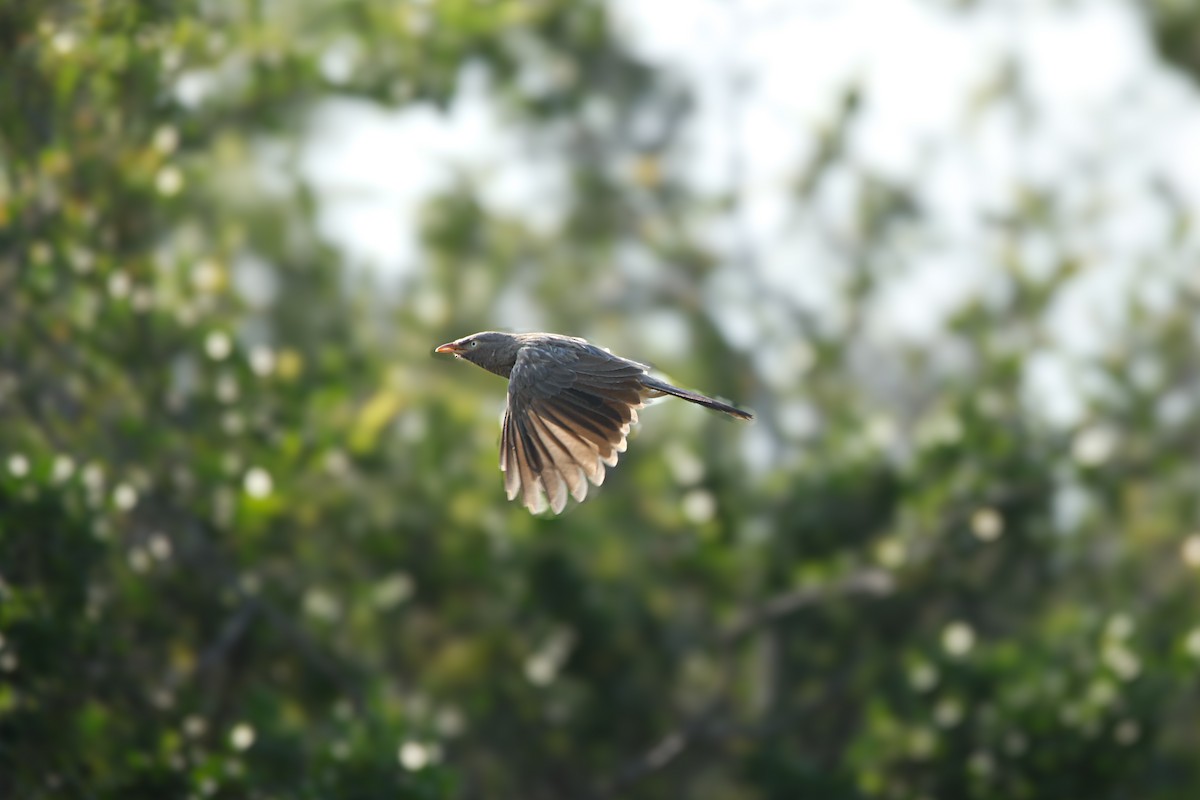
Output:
1181 534 1200 568
933 697 963 728
876 537 906 569
127 547 150 573
1103 642 1141 682
108 270 131 299
1184 628 1200 660
205 331 232 361
249 345 276 377
153 125 179 154
906 726 936 759
51 30 76 54
113 483 138 511
1106 613 1135 640
941 621 975 657
682 489 716 524
398 741 430 770
6 453 29 478
968 751 995 778
372 573 415 610
970 507 1004 541
183 716 207 739
229 723 255 750
1072 425 1117 466
193 260 223 292
148 534 172 561
303 587 341 622
908 662 939 692
52 454 74 482
156 165 184 196
215 374 239 403
243 467 272 498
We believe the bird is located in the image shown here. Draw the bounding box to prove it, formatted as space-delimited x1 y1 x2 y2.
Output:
435 331 752 514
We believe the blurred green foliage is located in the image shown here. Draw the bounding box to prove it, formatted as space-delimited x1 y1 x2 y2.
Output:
3 1 1200 799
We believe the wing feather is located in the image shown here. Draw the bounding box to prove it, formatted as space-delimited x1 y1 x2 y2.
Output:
538 403 618 457
510 412 546 513
500 410 520 501
538 410 607 485
502 339 651 513
517 413 569 513
561 387 631 426
526 412 589 503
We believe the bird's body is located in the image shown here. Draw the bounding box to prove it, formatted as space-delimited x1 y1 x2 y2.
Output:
435 331 752 514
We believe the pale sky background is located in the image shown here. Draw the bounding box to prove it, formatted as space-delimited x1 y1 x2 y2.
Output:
299 0 1200 427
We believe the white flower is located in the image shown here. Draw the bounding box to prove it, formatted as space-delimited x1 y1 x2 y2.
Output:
243 467 272 498
229 723 255 750
941 621 975 657
155 165 184 196
398 741 432 770
205 331 232 361
249 345 275 377
970 507 1004 541
6 454 29 478
1181 534 1200 568
1072 425 1117 466
113 483 138 511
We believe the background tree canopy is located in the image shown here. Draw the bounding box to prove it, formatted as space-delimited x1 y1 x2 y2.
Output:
2 1 1200 798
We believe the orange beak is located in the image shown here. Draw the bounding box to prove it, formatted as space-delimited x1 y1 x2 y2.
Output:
435 341 464 355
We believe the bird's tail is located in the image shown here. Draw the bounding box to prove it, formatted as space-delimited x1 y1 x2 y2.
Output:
642 377 753 420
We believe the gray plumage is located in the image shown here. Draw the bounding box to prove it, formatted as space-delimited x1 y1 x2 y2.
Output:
435 331 752 515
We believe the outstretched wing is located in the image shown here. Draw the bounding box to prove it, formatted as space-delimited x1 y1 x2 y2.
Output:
501 342 648 514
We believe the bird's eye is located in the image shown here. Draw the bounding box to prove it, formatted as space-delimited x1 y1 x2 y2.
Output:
470 340 478 348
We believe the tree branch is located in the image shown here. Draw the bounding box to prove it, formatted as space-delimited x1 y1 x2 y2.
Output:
593 567 896 798
720 567 896 647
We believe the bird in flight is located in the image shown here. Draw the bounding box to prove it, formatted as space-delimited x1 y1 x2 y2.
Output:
435 331 752 514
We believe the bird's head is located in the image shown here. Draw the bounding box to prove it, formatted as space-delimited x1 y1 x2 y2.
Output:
434 331 524 376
